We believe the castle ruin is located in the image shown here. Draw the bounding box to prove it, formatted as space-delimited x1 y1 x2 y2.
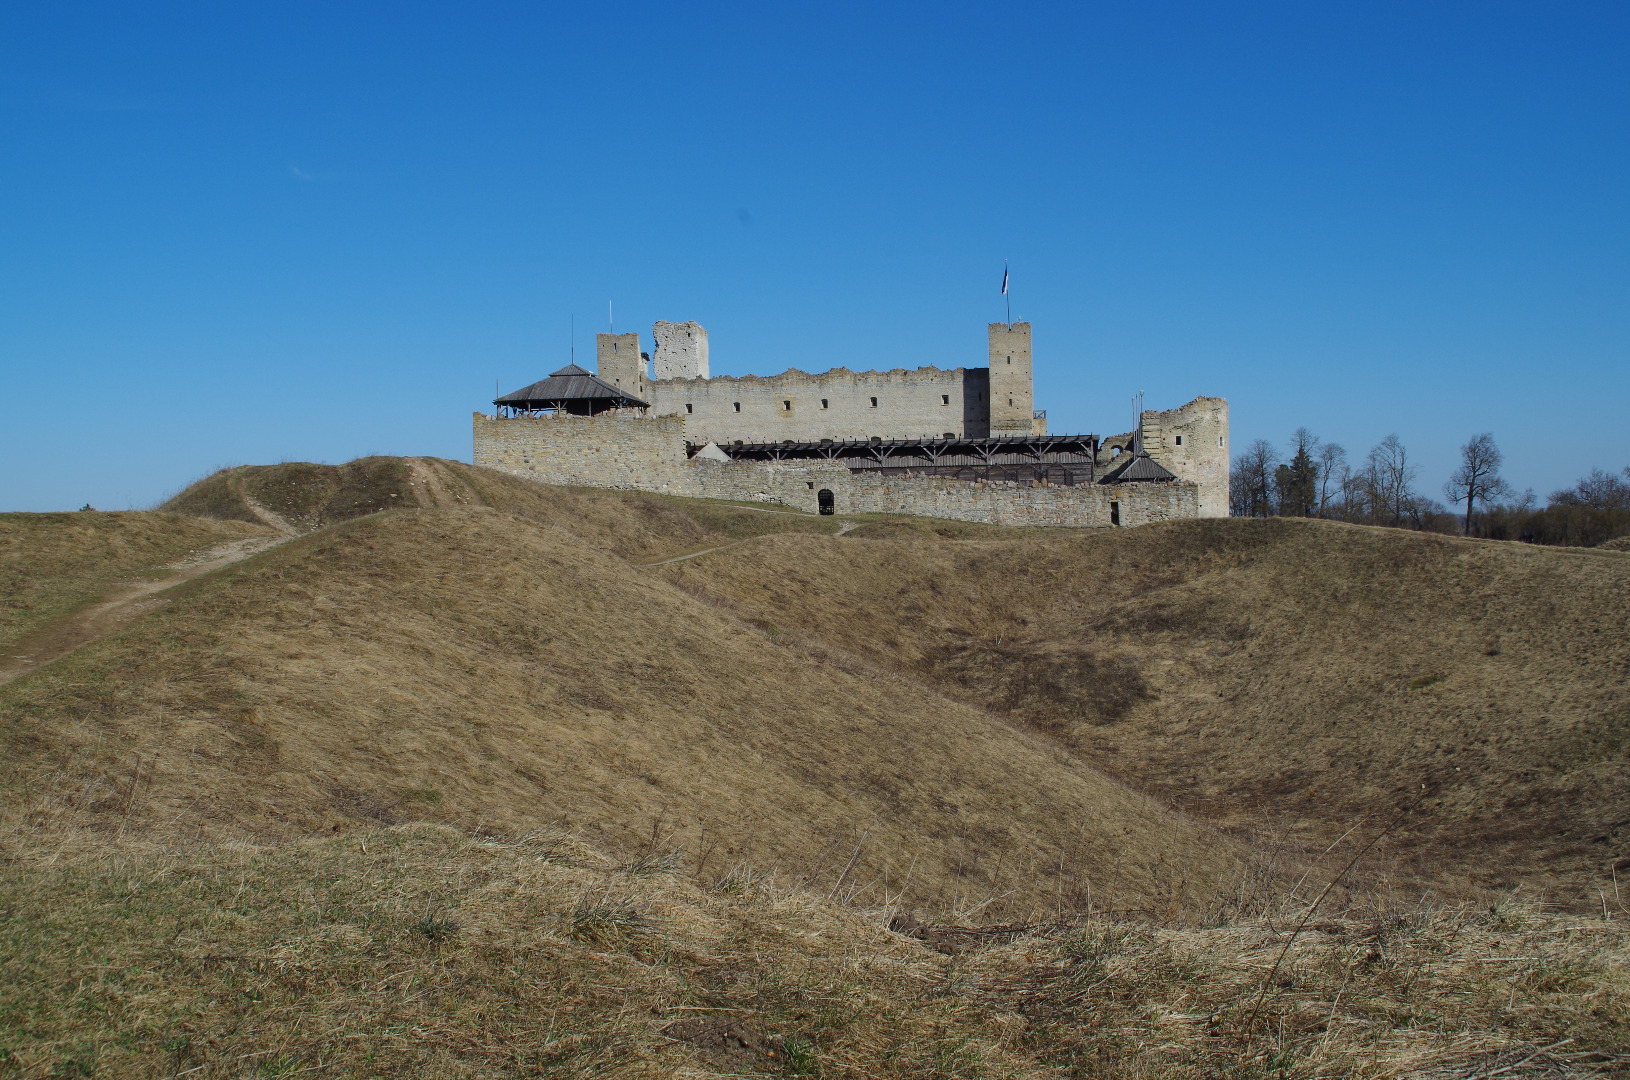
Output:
473 320 1227 528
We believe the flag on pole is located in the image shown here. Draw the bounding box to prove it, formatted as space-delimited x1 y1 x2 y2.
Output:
1000 263 1008 295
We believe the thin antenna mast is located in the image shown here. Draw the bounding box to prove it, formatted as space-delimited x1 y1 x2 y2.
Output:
570 313 575 367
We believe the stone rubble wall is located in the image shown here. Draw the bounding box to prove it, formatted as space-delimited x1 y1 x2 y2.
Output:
473 411 1197 528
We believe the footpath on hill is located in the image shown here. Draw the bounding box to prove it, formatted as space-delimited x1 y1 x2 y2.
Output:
0 533 292 687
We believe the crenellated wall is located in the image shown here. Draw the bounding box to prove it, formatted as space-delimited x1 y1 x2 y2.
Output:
648 367 990 444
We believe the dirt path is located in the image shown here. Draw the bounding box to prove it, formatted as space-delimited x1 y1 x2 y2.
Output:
0 535 290 688
641 542 745 567
225 471 301 535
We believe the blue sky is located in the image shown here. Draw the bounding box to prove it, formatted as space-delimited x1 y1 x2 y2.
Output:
2 1 1626 511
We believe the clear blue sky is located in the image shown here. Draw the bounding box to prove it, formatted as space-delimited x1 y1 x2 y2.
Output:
3 2 1626 511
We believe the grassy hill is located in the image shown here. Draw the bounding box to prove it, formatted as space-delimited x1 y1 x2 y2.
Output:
8 460 1251 924
661 517 1630 905
2 457 1627 1075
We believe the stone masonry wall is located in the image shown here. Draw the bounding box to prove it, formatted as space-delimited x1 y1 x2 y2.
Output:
595 333 648 404
648 367 990 445
472 411 1197 528
987 322 1038 436
1139 396 1230 518
652 321 709 380
472 411 689 489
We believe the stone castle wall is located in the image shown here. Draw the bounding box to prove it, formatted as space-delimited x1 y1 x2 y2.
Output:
472 411 689 489
473 411 1197 528
647 367 991 444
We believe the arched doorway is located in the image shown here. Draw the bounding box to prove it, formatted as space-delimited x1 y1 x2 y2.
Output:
817 489 835 515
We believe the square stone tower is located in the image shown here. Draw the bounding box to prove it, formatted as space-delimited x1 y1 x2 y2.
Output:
652 321 709 380
595 332 647 402
987 322 1036 436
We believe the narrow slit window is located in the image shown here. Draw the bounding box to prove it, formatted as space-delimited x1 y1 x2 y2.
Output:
870 397 878 408
941 394 950 405
821 398 829 409
733 402 741 412
685 403 693 413
1174 435 1182 445
784 400 792 411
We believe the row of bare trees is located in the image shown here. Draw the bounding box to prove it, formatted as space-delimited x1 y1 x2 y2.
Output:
1230 429 1630 546
1230 429 1448 528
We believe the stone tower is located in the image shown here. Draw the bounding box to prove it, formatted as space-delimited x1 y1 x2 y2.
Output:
595 332 647 402
987 322 1038 436
652 321 709 380
1139 396 1230 518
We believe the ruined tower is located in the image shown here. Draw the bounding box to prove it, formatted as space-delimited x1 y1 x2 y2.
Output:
652 321 709 380
1138 396 1230 517
595 332 648 402
987 322 1039 437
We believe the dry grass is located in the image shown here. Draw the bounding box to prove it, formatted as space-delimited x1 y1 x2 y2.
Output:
657 516 1630 908
0 497 1253 922
0 511 270 651
3 460 1630 1074
0 823 1623 1078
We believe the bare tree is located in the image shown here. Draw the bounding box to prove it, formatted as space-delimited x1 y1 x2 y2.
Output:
1316 442 1347 516
1443 433 1513 535
1366 434 1419 528
1231 439 1279 517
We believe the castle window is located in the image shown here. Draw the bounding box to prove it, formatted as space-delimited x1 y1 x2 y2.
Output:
807 481 814 489
685 403 693 413
1110 501 1121 526
733 402 741 412
821 398 828 409
1174 435 1182 446
784 400 791 411
941 395 950 405
1219 436 1224 447
870 397 878 408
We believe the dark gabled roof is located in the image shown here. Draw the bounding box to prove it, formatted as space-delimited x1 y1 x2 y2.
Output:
495 364 649 409
1099 451 1179 484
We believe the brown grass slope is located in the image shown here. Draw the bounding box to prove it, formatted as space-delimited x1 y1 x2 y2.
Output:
3 824 1625 1079
657 517 1630 906
4 463 1630 1076
0 511 271 651
2 477 1250 922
